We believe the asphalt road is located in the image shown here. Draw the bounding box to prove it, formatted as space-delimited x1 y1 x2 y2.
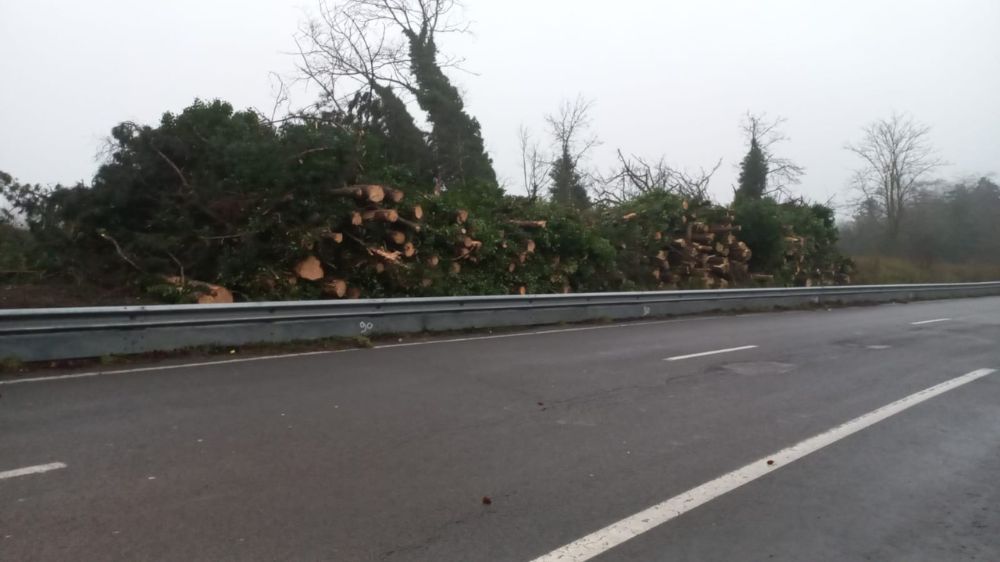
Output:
2 296 999 561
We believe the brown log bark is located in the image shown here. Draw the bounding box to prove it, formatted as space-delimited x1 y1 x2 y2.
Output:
371 247 402 263
396 217 422 232
508 219 548 229
332 184 385 203
362 209 400 223
691 232 716 244
384 187 405 203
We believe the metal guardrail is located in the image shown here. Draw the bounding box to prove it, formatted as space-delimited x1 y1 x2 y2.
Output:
2 282 999 361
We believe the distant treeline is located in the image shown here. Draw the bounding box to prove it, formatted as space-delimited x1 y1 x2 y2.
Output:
840 176 1000 271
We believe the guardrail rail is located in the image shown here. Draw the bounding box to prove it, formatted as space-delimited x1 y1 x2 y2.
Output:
2 282 999 361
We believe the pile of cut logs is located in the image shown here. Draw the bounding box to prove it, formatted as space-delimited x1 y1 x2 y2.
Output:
654 207 752 289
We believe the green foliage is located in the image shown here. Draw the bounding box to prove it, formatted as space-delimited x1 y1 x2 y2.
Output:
548 150 591 210
734 196 848 284
736 139 768 200
404 32 498 190
732 197 784 272
5 87 852 303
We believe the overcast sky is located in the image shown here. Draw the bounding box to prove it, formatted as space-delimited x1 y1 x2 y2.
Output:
2 0 998 211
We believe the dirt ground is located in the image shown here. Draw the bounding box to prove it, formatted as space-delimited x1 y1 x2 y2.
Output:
0 278 157 309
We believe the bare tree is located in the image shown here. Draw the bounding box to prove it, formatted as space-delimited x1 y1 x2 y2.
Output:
518 126 548 202
546 97 599 165
294 1 414 113
738 112 805 199
597 151 721 204
846 113 944 237
350 0 470 40
545 97 599 208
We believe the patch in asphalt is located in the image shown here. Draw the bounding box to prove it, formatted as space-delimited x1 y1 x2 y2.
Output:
720 362 797 376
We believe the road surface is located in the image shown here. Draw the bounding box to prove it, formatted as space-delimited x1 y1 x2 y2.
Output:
2 297 999 561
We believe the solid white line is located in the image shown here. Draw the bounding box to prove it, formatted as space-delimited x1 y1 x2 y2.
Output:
530 368 996 562
0 350 354 386
0 316 731 386
664 345 757 361
910 318 952 326
0 462 68 480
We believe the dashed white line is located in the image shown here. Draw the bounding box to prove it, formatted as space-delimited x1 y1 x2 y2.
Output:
910 318 952 326
0 462 67 480
530 368 997 562
664 345 758 362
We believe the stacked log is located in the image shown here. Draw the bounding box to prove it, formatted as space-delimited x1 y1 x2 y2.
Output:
653 206 751 289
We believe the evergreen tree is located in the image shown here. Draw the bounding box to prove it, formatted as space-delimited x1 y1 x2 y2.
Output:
549 148 590 209
736 138 768 200
403 29 498 189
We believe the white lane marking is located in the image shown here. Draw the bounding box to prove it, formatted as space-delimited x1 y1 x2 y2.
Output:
0 316 729 386
374 316 730 350
0 350 355 386
0 462 67 480
910 318 952 326
531 368 997 562
664 345 757 362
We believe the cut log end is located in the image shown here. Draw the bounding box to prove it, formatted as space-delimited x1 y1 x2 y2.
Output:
388 230 407 245
322 279 348 298
294 256 324 281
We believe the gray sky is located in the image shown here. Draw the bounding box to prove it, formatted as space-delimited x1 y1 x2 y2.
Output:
2 0 998 211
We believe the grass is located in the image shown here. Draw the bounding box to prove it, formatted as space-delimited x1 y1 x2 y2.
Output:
0 356 24 374
850 256 1000 285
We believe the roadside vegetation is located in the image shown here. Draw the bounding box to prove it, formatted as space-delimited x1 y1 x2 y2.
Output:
0 1 992 307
